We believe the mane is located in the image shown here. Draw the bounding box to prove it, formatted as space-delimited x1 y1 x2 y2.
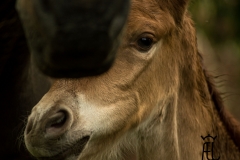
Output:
199 52 240 151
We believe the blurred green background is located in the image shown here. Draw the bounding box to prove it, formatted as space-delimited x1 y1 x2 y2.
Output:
190 0 240 120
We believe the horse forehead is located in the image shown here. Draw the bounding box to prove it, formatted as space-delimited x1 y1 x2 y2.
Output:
130 0 161 18
128 0 176 34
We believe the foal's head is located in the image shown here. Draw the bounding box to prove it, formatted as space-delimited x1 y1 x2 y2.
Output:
24 0 206 159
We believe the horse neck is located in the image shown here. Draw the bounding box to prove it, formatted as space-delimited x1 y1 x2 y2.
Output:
136 57 240 160
176 71 240 159
136 16 240 160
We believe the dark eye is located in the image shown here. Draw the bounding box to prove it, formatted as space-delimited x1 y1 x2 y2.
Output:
137 37 154 52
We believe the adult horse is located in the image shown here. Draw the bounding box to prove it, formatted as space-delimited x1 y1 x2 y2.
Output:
16 0 130 78
0 0 129 159
24 0 240 160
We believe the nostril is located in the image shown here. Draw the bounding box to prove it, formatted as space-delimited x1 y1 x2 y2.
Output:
45 110 69 138
48 111 67 128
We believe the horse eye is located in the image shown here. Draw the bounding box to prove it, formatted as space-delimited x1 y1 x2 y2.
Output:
137 37 154 52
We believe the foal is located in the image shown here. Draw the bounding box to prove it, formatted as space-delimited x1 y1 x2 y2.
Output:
24 0 240 159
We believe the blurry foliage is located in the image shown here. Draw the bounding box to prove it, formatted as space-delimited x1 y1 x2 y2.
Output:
189 0 240 119
190 0 240 45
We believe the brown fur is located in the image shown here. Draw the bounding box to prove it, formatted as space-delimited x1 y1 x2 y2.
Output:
3 0 239 159
204 66 240 150
25 0 240 159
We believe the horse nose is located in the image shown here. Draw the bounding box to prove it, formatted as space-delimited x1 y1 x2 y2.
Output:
25 109 73 139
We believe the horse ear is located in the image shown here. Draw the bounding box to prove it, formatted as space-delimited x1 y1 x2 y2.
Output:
157 0 189 23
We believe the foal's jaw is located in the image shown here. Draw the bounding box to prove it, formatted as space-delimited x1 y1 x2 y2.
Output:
24 39 163 159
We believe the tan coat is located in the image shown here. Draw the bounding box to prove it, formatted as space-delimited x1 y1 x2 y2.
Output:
24 0 240 159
